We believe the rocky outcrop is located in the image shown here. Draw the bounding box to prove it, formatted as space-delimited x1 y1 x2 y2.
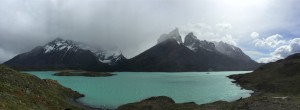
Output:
117 96 199 110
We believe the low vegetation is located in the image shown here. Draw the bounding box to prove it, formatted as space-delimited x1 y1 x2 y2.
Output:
229 53 300 94
0 65 85 110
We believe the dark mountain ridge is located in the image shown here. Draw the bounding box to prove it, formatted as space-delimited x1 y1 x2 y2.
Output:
4 38 113 71
118 29 259 71
118 39 201 71
4 29 259 72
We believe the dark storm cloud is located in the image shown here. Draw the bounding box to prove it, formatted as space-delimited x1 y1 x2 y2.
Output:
0 0 193 63
0 0 300 63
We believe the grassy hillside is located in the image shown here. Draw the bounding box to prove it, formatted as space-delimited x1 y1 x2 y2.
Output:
229 53 300 94
0 65 84 110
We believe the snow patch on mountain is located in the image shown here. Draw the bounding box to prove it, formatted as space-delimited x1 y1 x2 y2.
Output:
42 38 125 65
93 50 123 64
44 45 54 53
184 32 215 52
213 41 242 56
43 38 79 53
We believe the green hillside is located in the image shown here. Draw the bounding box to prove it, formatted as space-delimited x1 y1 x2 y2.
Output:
0 65 84 110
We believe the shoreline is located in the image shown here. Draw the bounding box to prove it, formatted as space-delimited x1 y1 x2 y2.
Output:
73 99 102 110
71 96 109 110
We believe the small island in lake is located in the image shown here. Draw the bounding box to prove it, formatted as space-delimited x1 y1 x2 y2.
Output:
53 70 115 77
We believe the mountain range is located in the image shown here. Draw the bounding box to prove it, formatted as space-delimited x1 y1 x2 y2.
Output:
118 28 259 71
4 28 260 71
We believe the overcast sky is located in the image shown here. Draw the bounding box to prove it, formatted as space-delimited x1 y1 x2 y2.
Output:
1 0 300 63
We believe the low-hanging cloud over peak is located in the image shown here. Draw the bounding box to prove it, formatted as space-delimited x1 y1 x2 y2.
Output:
1 0 300 63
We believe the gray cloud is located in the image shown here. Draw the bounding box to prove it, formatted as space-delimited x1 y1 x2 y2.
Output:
0 47 16 63
1 0 300 63
257 38 300 63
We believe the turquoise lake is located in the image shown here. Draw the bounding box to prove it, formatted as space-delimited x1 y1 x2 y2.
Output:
24 71 253 109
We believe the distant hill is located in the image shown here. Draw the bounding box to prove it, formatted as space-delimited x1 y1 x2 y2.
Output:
0 65 84 109
229 53 300 94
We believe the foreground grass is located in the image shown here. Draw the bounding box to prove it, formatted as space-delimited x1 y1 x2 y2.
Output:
0 65 84 110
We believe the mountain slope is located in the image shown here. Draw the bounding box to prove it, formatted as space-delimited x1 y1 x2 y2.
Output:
0 65 84 110
213 41 254 63
119 39 201 71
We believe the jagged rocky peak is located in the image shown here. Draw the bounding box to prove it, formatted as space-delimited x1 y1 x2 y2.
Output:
198 40 216 51
183 33 215 52
93 49 126 65
184 32 198 46
212 41 252 62
213 41 242 55
157 28 183 44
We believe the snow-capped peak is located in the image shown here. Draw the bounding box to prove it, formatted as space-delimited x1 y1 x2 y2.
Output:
157 28 183 44
43 38 78 53
42 38 126 65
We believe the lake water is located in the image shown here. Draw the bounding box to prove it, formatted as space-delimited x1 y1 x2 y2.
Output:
24 71 253 109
